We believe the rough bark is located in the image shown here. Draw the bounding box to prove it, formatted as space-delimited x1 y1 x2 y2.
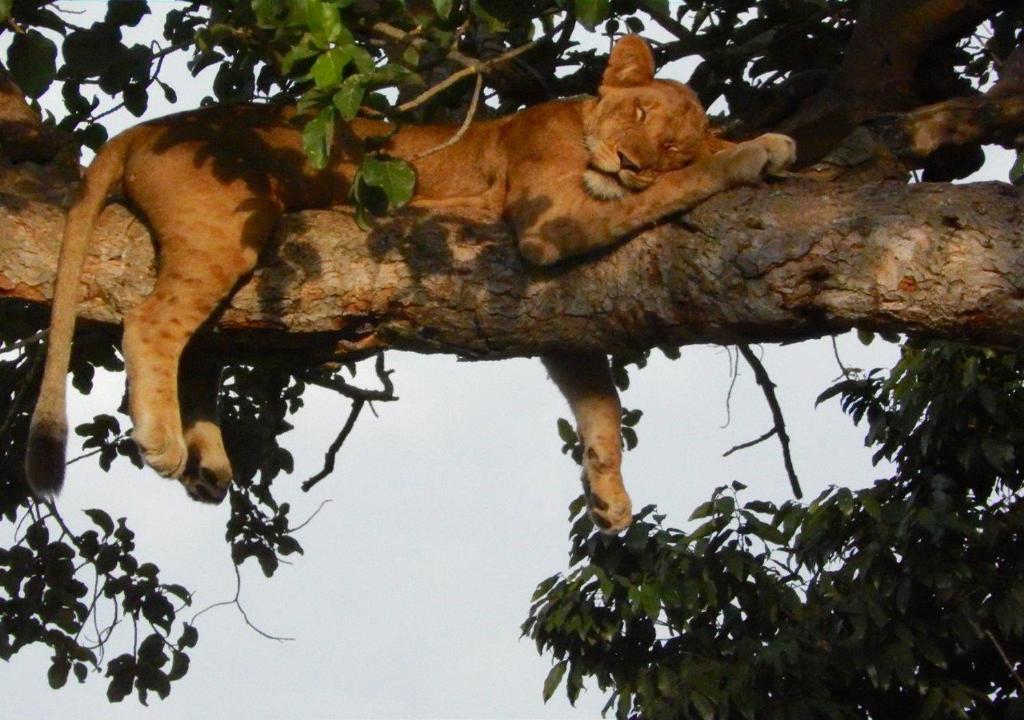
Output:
2 164 1023 360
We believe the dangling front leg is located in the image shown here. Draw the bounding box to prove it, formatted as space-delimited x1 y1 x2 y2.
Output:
543 351 632 533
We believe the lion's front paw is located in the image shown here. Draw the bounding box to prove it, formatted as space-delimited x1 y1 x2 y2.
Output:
727 133 797 184
757 133 797 173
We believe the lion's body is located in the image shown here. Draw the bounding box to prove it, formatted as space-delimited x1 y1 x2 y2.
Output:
26 36 794 532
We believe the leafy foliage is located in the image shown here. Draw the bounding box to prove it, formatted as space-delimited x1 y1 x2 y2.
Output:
527 342 1024 718
0 311 389 700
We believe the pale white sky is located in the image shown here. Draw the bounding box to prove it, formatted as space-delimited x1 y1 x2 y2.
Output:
1 2 1014 718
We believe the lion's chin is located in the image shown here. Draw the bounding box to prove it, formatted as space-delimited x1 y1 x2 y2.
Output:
582 168 654 200
618 169 654 191
582 169 629 200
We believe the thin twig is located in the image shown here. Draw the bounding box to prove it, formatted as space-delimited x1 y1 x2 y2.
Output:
65 447 105 466
411 71 484 160
288 499 333 533
969 619 1024 693
643 4 693 42
303 398 365 492
721 345 739 429
737 344 802 499
1 328 46 352
723 428 777 457
831 335 854 379
300 353 396 402
396 35 547 113
191 564 294 642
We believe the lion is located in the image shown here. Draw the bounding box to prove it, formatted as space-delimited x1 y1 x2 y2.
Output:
25 35 795 533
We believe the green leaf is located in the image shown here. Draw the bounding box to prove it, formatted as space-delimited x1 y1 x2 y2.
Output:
277 535 304 556
332 75 365 120
1011 152 1024 186
85 508 115 537
105 0 149 27
542 660 567 702
302 107 336 169
106 670 133 703
311 47 351 89
305 0 351 45
163 583 191 603
689 500 715 520
557 418 578 444
981 438 1014 471
26 521 48 550
177 624 198 649
168 650 190 681
567 494 588 520
138 634 166 664
62 25 121 77
637 584 661 618
0 0 13 22
433 0 453 18
8 30 57 99
124 84 148 117
359 156 416 209
575 0 610 31
622 427 638 451
281 36 319 75
252 0 284 27
641 0 670 14
48 658 71 689
860 493 882 520
691 694 716 720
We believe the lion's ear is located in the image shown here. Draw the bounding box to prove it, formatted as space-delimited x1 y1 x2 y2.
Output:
601 35 656 89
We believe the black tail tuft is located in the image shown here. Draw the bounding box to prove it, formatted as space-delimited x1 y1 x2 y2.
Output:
25 418 67 497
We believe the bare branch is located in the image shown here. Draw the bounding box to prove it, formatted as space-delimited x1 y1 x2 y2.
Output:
411 72 484 161
737 344 802 499
3 171 1024 360
302 398 365 492
191 564 294 642
722 427 777 457
396 36 546 113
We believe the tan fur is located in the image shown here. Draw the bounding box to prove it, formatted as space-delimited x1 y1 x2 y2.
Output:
26 36 794 532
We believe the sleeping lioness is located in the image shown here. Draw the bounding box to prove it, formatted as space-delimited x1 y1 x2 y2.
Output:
26 35 795 533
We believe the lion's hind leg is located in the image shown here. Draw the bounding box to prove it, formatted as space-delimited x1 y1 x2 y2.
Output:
121 193 280 496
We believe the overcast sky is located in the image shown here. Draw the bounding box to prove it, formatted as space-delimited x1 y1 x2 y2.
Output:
1 2 1014 718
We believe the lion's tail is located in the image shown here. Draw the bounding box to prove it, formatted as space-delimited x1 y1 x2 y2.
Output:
25 132 132 496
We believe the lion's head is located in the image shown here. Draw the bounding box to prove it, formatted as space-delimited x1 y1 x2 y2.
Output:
583 35 712 200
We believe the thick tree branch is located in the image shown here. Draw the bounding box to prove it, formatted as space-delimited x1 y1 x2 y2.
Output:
1 168 1023 359
780 0 1010 164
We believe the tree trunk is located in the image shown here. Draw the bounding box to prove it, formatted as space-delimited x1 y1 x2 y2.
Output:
1 164 1023 358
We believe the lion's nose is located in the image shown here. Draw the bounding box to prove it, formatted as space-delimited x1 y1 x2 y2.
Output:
617 151 640 171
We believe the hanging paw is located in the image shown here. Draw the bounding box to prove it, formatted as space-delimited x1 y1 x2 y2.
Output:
582 446 633 534
180 420 232 504
586 485 634 534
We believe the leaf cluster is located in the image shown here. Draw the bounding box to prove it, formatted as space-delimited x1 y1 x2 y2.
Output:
0 306 390 702
527 341 1024 718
